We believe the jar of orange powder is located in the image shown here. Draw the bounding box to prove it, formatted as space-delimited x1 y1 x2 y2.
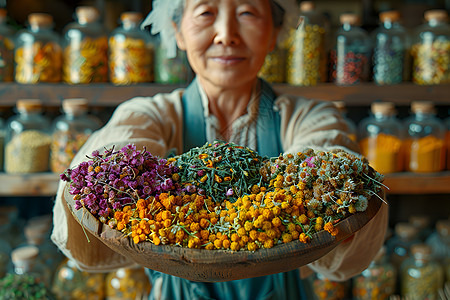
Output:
358 102 404 174
404 101 446 173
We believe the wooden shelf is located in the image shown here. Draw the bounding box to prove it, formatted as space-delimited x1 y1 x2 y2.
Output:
0 82 448 107
383 171 450 195
1 171 450 197
0 172 60 197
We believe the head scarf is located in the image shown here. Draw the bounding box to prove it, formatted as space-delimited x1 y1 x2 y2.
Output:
141 0 299 58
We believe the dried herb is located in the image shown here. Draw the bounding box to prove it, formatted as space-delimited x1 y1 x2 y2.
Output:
172 141 266 203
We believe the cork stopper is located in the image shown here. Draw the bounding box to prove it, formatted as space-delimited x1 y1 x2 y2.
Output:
121 11 143 24
408 215 430 230
340 13 359 25
16 99 43 113
395 222 418 240
424 9 449 22
380 10 401 23
62 98 89 115
300 1 315 12
436 220 450 237
28 13 53 28
371 101 396 116
11 246 39 263
76 6 100 24
411 101 435 114
411 244 432 259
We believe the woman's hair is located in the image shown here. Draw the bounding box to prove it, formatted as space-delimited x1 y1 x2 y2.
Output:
142 0 299 58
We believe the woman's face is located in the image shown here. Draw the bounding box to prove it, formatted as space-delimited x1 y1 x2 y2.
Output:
175 0 279 89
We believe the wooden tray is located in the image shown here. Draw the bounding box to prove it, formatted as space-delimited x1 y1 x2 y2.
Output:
64 185 383 282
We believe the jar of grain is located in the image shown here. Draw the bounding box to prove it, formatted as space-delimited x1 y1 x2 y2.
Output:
63 6 108 84
14 13 62 83
105 265 152 299
400 244 444 299
109 11 155 85
411 9 450 85
50 98 102 174
4 99 51 173
286 1 327 86
358 102 404 174
404 101 446 173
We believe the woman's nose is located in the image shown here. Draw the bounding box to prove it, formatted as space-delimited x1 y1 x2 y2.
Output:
214 13 240 46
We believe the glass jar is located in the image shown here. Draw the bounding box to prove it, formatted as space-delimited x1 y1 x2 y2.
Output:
330 13 371 86
154 35 193 84
63 6 108 84
408 215 433 242
426 220 450 263
20 220 64 281
0 113 5 171
352 246 397 300
333 101 357 142
307 272 350 299
372 10 410 85
5 99 51 174
0 8 15 82
11 245 52 288
411 9 450 85
258 44 287 83
105 265 152 299
358 102 404 174
400 244 444 300
286 1 327 86
14 13 62 84
386 222 421 271
52 258 105 300
109 11 155 85
50 98 102 174
404 101 446 173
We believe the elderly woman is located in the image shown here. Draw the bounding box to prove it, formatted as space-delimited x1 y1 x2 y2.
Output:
51 0 388 299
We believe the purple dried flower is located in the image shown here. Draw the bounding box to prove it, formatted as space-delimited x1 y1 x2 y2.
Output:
226 188 234 197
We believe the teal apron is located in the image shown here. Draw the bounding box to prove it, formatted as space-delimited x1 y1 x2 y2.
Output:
146 78 307 300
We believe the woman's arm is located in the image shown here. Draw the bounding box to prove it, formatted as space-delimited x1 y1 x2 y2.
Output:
51 92 184 272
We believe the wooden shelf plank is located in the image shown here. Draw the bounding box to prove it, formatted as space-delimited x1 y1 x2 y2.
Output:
384 171 450 194
1 171 449 197
0 172 60 197
0 83 448 107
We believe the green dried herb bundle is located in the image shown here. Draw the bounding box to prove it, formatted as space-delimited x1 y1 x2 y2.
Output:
172 141 266 202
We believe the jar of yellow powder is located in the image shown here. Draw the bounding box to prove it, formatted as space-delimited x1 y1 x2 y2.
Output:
358 102 404 174
404 101 446 173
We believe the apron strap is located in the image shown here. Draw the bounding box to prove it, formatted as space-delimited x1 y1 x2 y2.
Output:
182 78 207 153
182 77 282 157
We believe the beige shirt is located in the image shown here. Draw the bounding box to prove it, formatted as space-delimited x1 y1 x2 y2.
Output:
51 85 388 281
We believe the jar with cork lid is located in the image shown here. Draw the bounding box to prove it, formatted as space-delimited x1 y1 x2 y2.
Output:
330 13 371 86
286 1 327 86
386 222 421 271
50 98 102 174
411 9 450 85
14 13 62 84
10 245 52 288
400 244 444 299
4 99 51 174
404 101 446 173
372 10 410 85
352 246 397 300
358 102 404 174
0 8 15 82
63 6 108 84
109 11 155 85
